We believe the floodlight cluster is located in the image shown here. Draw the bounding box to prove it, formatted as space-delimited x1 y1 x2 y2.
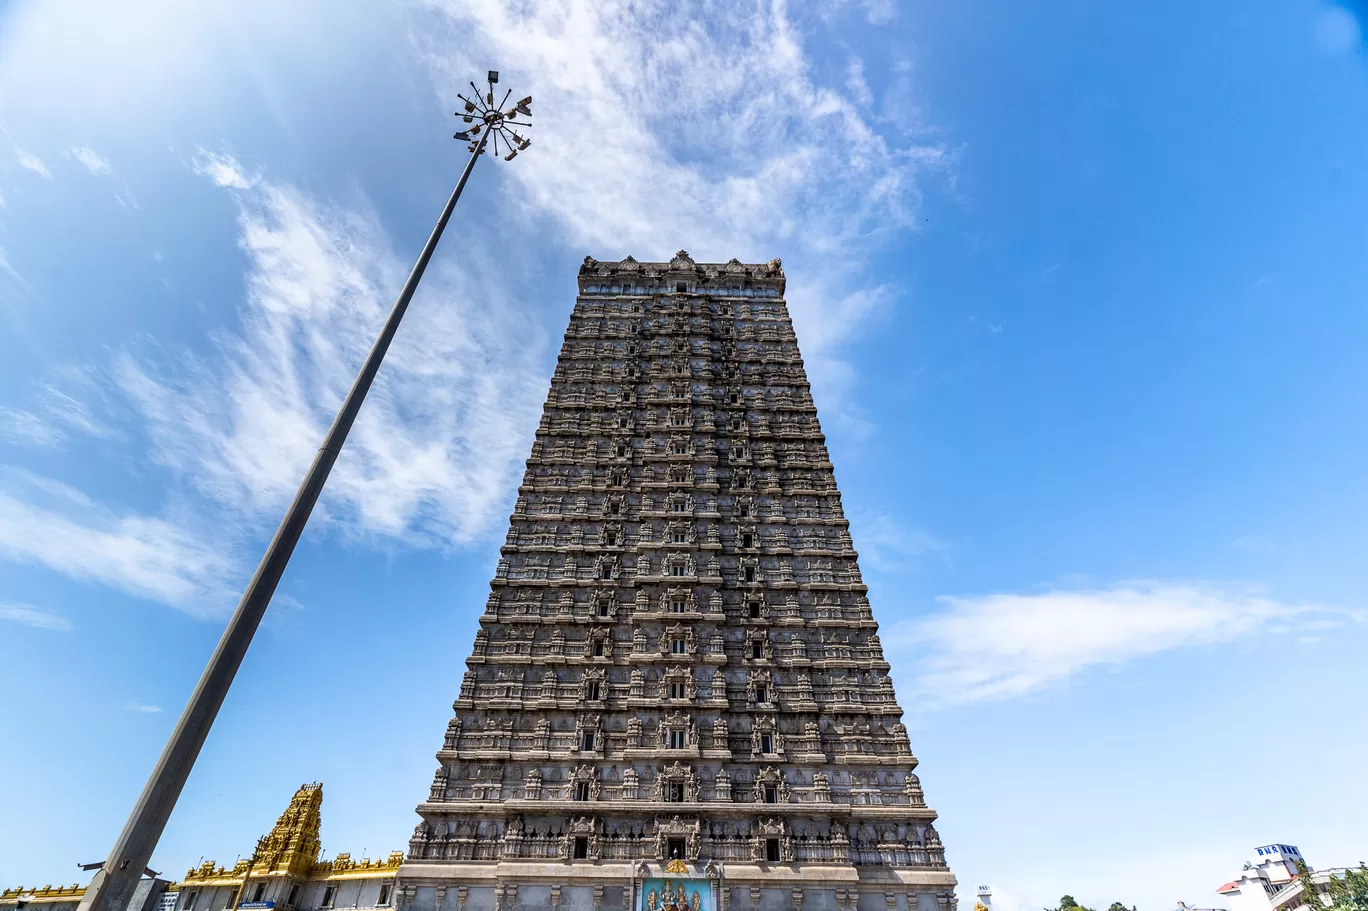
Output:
453 70 533 161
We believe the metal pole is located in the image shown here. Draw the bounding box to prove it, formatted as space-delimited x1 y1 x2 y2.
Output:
77 128 491 911
233 838 264 911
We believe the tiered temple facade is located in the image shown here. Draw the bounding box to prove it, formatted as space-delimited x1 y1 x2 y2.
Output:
171 784 402 911
397 253 956 911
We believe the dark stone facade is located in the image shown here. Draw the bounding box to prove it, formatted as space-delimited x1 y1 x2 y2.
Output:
398 253 956 911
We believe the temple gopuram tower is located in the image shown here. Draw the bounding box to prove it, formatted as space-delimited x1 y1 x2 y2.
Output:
398 253 956 911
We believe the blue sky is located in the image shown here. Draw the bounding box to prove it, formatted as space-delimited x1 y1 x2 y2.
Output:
2 0 1367 908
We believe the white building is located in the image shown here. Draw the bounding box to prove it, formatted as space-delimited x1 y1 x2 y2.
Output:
1214 844 1349 911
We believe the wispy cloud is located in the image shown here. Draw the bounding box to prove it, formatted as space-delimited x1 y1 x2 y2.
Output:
0 245 26 287
1 150 548 611
0 468 237 615
415 0 951 406
192 149 254 189
853 512 947 573
0 600 73 631
116 154 548 547
889 581 1360 706
17 149 52 178
846 58 874 107
125 701 164 713
0 381 120 447
68 145 112 175
1 0 950 612
0 408 66 446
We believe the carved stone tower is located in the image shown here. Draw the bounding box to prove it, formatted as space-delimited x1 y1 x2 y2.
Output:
398 253 956 911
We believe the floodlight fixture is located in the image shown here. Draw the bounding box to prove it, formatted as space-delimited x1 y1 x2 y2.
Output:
451 72 534 162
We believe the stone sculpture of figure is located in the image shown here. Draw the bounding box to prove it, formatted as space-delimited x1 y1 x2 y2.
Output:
647 892 659 911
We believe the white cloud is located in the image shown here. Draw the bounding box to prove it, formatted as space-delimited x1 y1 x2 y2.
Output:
192 149 254 189
0 468 237 616
0 0 951 609
39 382 120 439
0 153 548 610
17 149 52 178
846 58 874 107
414 0 950 405
0 245 26 287
853 512 946 573
0 601 73 631
0 407 66 446
125 701 164 713
0 382 120 447
68 145 112 175
889 581 1359 706
110 159 548 547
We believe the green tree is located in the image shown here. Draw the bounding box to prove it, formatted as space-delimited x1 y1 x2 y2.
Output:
1047 897 1086 911
1298 860 1328 911
1043 896 1135 911
1326 864 1368 911
1046 898 1095 911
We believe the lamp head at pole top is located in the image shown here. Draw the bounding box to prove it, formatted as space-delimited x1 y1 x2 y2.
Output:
453 70 533 161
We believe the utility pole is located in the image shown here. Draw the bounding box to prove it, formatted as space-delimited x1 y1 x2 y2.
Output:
76 71 532 911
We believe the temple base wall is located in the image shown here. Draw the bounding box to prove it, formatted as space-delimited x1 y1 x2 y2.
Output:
396 864 956 911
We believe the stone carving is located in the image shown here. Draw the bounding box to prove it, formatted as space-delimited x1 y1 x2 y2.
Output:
411 254 953 901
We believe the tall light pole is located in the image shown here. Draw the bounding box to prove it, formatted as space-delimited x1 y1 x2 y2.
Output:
76 71 532 911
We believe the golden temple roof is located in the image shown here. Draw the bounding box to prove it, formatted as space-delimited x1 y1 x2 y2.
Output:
1 885 86 903
179 783 401 887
